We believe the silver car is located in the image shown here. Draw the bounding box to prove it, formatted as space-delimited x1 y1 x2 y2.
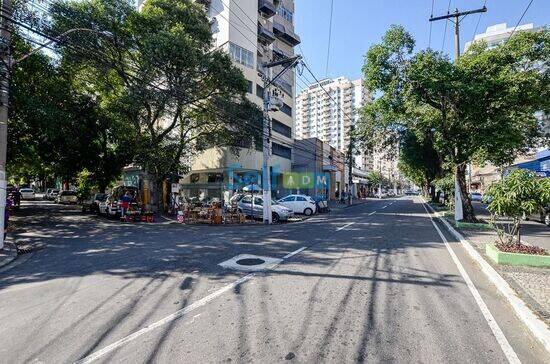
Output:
19 188 35 200
237 195 293 223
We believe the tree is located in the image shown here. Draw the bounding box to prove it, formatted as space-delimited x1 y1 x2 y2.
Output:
360 25 549 222
49 0 262 208
397 130 442 200
8 30 132 189
486 169 549 252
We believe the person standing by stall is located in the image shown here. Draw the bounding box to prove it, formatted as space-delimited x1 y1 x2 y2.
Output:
120 191 133 218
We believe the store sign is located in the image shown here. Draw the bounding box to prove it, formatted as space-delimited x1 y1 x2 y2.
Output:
283 172 329 189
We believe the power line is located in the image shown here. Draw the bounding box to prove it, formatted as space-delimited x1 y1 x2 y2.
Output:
506 0 535 44
472 0 488 40
325 0 334 77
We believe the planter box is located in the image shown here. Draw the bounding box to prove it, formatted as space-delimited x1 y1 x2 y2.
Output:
486 244 550 267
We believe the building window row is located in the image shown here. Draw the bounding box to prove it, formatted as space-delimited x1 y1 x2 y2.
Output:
229 42 254 68
272 142 292 159
272 118 292 138
277 6 294 23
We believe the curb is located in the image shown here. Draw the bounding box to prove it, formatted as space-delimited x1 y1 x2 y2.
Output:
423 199 550 354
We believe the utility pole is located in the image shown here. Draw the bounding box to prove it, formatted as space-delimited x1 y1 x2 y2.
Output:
347 124 355 205
260 55 301 224
0 0 12 250
429 5 486 221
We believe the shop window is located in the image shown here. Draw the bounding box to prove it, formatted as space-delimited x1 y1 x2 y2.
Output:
207 173 224 183
190 174 200 183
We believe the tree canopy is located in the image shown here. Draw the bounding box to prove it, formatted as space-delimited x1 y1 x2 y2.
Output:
360 25 549 221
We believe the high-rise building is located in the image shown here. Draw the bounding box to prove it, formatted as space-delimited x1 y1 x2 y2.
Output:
295 77 370 169
178 0 300 202
464 22 537 53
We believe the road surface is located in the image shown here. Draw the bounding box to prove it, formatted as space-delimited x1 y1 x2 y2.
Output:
0 197 548 363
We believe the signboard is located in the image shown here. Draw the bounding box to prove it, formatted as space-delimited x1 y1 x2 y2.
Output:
283 172 329 189
171 183 180 193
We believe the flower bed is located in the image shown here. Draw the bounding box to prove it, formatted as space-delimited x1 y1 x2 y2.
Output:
495 242 547 256
486 244 550 267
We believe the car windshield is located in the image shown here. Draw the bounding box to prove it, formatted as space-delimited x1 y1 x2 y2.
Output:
20 189 33 192
62 191 76 196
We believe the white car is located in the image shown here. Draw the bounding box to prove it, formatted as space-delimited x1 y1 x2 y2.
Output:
19 188 35 200
278 194 317 216
56 190 78 204
469 192 483 202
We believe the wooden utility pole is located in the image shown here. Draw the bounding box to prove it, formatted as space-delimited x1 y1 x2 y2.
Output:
429 5 487 221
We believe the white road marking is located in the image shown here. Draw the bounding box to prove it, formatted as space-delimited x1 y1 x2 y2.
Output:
368 211 376 216
381 205 388 209
336 222 355 231
74 273 256 364
283 247 307 259
421 203 521 364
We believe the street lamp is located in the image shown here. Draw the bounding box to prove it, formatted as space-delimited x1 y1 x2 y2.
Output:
0 26 112 250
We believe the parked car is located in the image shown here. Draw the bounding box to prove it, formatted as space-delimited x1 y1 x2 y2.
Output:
82 193 108 213
277 194 317 216
19 188 35 200
45 188 60 200
469 192 483 202
524 205 550 227
102 186 139 217
56 190 78 204
237 195 293 223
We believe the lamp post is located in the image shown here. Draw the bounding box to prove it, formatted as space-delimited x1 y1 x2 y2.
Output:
0 17 112 250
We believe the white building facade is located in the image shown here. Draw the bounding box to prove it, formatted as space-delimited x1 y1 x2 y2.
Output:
295 77 370 171
180 0 301 202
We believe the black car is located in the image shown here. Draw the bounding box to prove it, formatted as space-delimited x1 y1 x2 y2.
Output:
82 193 108 213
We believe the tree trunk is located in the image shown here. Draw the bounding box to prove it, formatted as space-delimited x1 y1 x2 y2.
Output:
456 163 476 222
429 183 436 202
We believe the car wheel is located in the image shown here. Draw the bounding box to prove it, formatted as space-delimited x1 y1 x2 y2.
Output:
304 208 313 216
272 212 280 223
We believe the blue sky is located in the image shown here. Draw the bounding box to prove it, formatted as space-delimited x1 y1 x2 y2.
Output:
294 0 549 87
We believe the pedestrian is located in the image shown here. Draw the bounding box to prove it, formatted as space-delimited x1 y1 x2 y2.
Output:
120 191 133 218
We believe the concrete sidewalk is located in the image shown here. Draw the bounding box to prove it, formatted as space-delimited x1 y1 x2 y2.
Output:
449 206 550 325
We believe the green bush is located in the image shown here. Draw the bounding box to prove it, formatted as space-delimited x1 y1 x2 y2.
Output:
486 169 550 245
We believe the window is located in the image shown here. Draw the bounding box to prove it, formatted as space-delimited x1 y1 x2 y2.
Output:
272 118 292 138
277 6 293 23
247 80 253 94
272 142 292 159
190 174 200 183
296 196 307 202
280 196 295 202
281 103 292 117
254 197 264 205
228 42 254 68
256 84 264 99
207 173 224 183
241 196 252 204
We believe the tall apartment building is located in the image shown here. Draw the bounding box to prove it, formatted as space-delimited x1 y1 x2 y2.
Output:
295 77 370 170
177 0 300 202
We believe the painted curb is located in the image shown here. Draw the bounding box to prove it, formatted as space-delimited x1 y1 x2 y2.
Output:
486 244 550 267
422 198 550 354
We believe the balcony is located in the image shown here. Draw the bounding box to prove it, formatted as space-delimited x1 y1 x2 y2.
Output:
257 23 276 45
273 21 301 46
258 0 276 18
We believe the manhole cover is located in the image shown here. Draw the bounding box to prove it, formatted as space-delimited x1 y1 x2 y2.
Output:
236 258 265 266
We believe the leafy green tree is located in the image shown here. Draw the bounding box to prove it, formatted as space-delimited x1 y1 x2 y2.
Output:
361 25 549 222
398 130 442 200
50 0 262 208
486 169 550 249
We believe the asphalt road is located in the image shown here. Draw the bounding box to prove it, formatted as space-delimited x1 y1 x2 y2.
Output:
0 197 548 363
